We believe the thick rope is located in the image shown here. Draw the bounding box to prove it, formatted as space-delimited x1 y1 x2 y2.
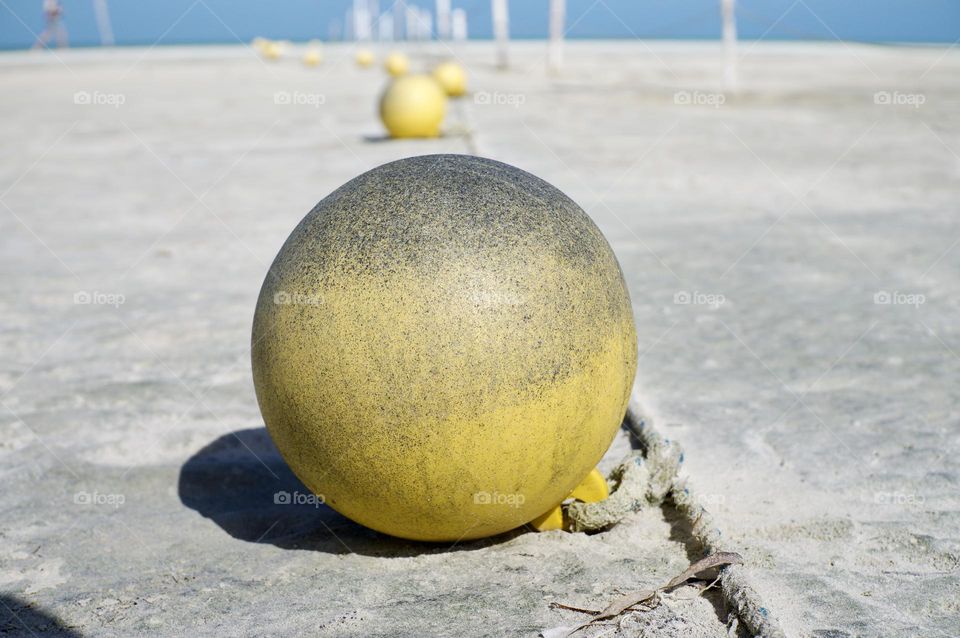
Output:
564 396 787 638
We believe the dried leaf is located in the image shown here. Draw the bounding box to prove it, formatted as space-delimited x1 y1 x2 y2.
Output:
592 589 657 621
548 602 600 615
543 552 744 638
661 552 743 591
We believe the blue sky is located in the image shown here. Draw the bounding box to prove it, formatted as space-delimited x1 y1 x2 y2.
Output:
1 1 957 49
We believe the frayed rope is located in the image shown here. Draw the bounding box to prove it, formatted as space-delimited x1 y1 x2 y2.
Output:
562 396 787 638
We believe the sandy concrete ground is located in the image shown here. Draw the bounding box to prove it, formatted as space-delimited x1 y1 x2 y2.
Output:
0 40 958 637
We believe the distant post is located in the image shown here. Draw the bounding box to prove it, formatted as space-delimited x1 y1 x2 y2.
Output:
420 8 433 40
353 0 372 41
492 0 509 69
721 0 738 89
394 0 406 40
93 0 114 46
436 0 451 40
451 9 468 42
369 0 380 41
379 12 394 41
405 6 417 40
344 8 353 40
548 0 565 72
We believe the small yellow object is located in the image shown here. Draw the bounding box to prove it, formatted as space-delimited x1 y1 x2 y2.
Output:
303 48 323 67
355 48 375 68
384 51 409 77
379 75 447 138
529 505 565 532
251 37 268 53
529 468 610 532
432 61 467 97
263 41 284 61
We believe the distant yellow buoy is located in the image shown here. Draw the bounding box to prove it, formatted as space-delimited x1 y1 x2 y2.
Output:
432 61 467 97
355 48 375 68
263 41 284 61
379 75 447 139
384 52 409 77
303 48 323 67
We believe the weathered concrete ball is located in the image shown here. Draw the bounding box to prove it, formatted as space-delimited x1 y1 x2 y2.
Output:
379 75 447 138
432 61 467 97
263 41 283 61
355 48 375 68
252 154 637 541
384 51 409 77
303 48 323 67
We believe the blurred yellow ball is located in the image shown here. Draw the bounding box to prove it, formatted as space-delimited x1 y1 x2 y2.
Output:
379 75 447 138
303 49 323 67
355 48 375 68
432 61 467 97
263 41 284 61
384 52 409 77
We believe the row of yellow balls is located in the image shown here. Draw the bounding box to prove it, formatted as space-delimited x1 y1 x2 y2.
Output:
356 50 465 97
354 49 468 140
380 59 466 139
253 37 464 93
252 38 467 141
253 38 327 67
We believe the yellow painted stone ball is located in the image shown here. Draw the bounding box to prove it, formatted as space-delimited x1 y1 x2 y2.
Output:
432 61 467 97
263 41 283 61
303 48 323 67
355 48 375 68
384 51 410 77
251 154 638 541
379 75 447 139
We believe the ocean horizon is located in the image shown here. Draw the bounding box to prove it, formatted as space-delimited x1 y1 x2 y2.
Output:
2 0 957 50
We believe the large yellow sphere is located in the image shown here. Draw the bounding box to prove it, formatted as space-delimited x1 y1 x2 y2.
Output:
384 51 409 77
432 61 467 97
379 75 447 138
252 155 638 541
355 48 375 68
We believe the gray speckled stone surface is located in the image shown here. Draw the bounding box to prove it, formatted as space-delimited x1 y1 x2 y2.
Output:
1 40 958 637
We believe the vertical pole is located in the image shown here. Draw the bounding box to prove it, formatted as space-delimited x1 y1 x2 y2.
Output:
379 11 394 41
353 0 372 41
548 0 565 72
405 6 417 41
369 0 380 41
492 0 509 69
422 8 434 40
436 0 451 40
721 0 738 89
93 0 114 46
394 0 406 40
451 9 467 42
